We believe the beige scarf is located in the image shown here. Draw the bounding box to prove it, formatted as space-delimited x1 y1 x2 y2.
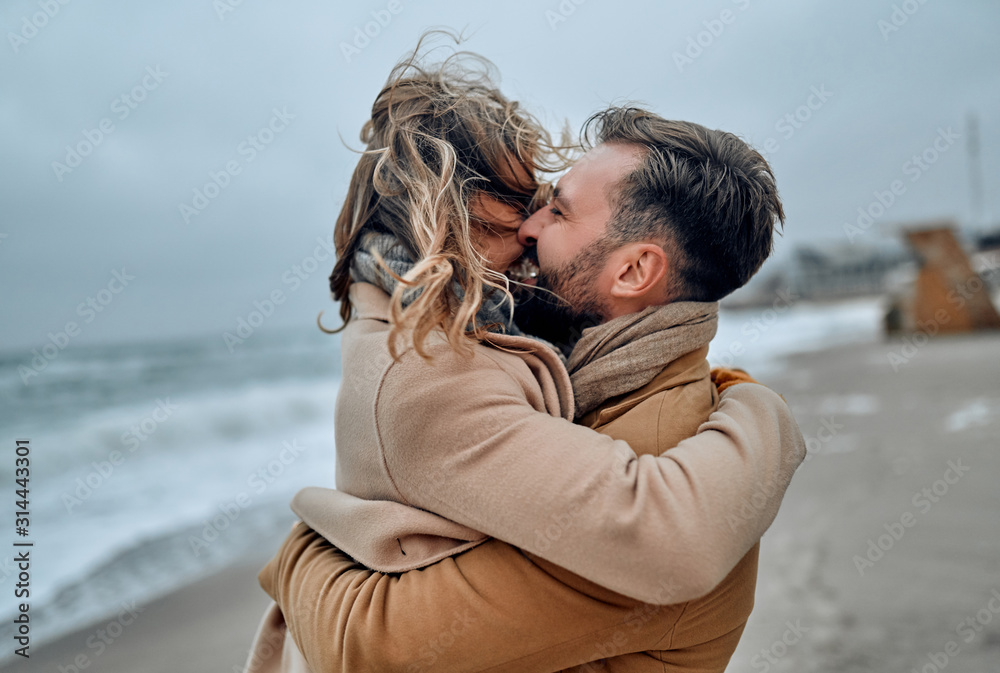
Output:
566 302 719 419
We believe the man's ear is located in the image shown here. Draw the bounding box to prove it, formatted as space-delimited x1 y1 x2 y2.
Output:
608 243 670 301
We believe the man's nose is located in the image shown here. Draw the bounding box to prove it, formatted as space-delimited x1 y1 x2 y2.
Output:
518 207 547 246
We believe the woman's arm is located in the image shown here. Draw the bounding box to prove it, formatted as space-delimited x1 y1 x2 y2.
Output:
365 353 804 605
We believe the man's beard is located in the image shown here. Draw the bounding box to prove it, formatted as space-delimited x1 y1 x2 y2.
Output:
512 239 614 357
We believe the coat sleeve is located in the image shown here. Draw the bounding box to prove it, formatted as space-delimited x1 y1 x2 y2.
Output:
377 349 805 604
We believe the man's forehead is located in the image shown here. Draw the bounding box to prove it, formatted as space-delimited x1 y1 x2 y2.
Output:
557 142 643 202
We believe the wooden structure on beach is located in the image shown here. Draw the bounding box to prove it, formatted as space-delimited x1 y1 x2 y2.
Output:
886 223 1000 334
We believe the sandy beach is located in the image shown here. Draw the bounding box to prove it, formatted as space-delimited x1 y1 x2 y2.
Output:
730 331 1000 672
12 330 1000 672
4 544 281 673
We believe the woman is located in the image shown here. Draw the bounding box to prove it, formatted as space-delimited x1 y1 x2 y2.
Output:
245 35 804 673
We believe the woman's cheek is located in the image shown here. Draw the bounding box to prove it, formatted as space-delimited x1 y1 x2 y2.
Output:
507 242 525 268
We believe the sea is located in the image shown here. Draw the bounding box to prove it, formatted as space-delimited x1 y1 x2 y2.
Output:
0 296 886 659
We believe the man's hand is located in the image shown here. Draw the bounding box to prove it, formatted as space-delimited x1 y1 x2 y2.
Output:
710 366 759 394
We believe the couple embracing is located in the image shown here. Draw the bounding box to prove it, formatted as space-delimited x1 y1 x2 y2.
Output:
245 36 806 673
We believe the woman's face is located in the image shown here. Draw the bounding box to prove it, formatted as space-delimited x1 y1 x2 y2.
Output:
470 194 528 275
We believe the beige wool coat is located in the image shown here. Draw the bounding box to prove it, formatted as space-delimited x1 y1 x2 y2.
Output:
244 282 806 671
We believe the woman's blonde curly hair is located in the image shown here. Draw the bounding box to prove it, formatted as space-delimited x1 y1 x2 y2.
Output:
325 31 571 359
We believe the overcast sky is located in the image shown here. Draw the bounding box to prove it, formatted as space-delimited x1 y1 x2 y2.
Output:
1 0 998 350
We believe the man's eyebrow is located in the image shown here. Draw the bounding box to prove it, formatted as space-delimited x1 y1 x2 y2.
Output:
552 186 570 212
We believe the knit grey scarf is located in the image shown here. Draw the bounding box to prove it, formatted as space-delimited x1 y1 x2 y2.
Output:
350 231 524 337
566 301 719 419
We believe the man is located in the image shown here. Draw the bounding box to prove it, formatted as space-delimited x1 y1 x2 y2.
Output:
247 107 804 672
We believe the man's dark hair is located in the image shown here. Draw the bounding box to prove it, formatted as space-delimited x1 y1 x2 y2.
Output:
584 106 785 302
